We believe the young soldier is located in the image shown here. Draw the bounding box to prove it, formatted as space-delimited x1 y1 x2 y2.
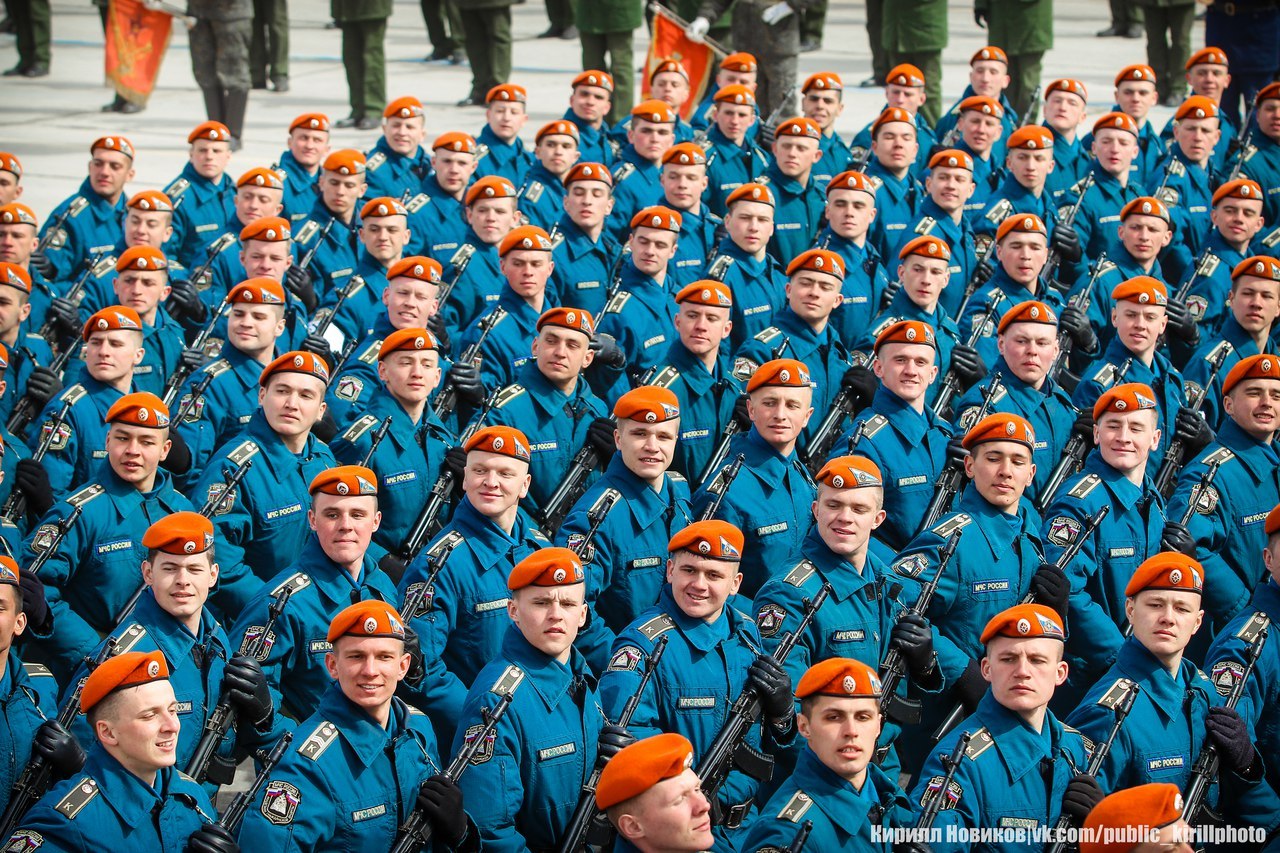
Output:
813 170 890 347
703 85 769 217
364 96 430 201
518 120 581 231
690 51 758 132
709 183 787 352
761 117 825 266
38 136 135 283
277 112 332 224
975 125 1058 241
475 83 534 186
849 64 937 177
1152 96 1222 260
1240 83 1280 226
1158 47 1237 174
435 175 521 336
167 121 237 269
659 143 718 289
0 260 55 432
192 171 288 308
290 149 367 306
549 162 620 317
896 148 982 318
1042 78 1092 202
934 46 1017 154
864 108 923 259
800 72 852 186
608 99 679 244
1174 180 1267 340
952 96 1009 222
410 132 480 261
1061 111 1143 272
563 71 617 166
595 734 714 853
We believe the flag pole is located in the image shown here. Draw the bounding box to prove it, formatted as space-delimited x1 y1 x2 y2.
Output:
648 3 731 59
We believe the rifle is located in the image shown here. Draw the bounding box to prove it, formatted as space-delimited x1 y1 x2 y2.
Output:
569 490 620 559
787 820 814 853
185 583 293 784
878 531 961 725
1152 346 1228 499
1226 102 1258 183
7 341 84 436
699 453 744 521
186 232 237 293
1177 459 1223 529
330 336 360 377
697 583 833 802
1 401 70 523
1041 172 1095 288
1036 357 1133 510
805 365 866 472
38 252 104 348
432 309 500 421
1049 252 1106 384
214 732 293 835
953 236 999 321
1153 157 1187 205
358 416 394 469
309 274 362 340
399 531 464 622
604 245 633 305
36 197 88 254
24 505 82 579
1046 678 1138 853
757 85 801 147
390 666 526 853
296 217 336 276
919 373 1004 533
915 732 972 832
698 413 744 490
1022 506 1111 609
931 291 1005 418
557 636 670 853
161 299 231 409
1019 89 1042 128
435 244 478 316
0 636 119 838
173 369 216 428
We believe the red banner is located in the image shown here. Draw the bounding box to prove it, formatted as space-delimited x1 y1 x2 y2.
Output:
642 9 715 119
105 0 173 106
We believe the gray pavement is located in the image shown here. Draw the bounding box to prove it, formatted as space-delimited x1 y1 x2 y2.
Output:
1 1 1199 223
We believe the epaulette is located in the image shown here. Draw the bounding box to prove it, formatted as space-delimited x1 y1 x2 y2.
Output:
357 339 382 365
89 254 117 278
66 483 105 508
611 162 636 183
1095 258 1117 275
667 472 686 484
756 174 772 186
22 662 53 679
1201 446 1236 468
708 255 733 282
405 193 430 213
849 146 868 164
68 197 90 219
524 181 544 203
1262 225 1280 249
914 216 936 236
650 365 680 388
984 198 1013 225
495 384 527 408
270 572 313 598
637 613 676 641
489 664 525 698
931 513 971 538
165 177 191 201
1069 175 1091 196
608 139 622 160
783 560 817 587
776 790 814 823
365 151 387 172
1096 677 1136 710
755 327 783 345
485 306 509 329
1203 340 1234 367
1091 362 1119 386
62 384 87 405
297 719 340 761
864 174 883 190
603 291 631 315
1235 612 1271 644
1062 724 1096 754
115 623 149 653
963 727 995 760
227 440 260 466
1067 473 1102 500
341 414 380 442
861 414 889 438
425 530 465 562
204 358 231 377
55 777 100 819
294 220 320 244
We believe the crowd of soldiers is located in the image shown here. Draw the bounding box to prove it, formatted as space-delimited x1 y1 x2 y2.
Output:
0 37 1278 853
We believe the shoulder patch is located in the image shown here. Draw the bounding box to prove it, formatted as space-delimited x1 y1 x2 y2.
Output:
776 790 813 823
495 383 527 408
62 384 88 405
650 365 681 389
294 220 320 245
54 778 100 819
365 151 387 172
115 623 149 653
603 290 631 315
1046 516 1082 547
297 720 339 761
1096 678 1136 710
755 603 788 638
931 514 972 539
963 727 995 760
1234 612 1271 645
1200 446 1236 467
204 358 231 378
1067 473 1102 500
914 216 937 236
357 340 382 365
638 613 676 641
919 775 963 811
405 193 430 213
783 560 817 588
1210 660 1246 698
165 177 190 200
227 440 261 466
341 414 380 442
66 484 105 508
260 779 302 825
334 376 365 402
608 645 645 672
21 662 53 679
270 572 313 598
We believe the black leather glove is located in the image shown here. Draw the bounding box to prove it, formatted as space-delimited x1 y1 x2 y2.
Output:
1029 563 1070 623
597 723 637 762
447 361 485 405
731 393 751 430
1070 408 1095 445
748 655 795 723
284 264 318 312
954 658 988 712
161 427 192 475
29 248 56 280
23 366 63 409
15 458 54 517
44 297 80 340
879 278 902 311
312 409 339 443
378 553 407 585
301 333 335 372
948 344 986 392
32 720 85 778
166 278 208 324
1164 300 1200 347
1049 223 1083 264
17 570 51 634
1173 406 1213 455
222 655 273 727
973 6 987 27
1058 305 1097 352
443 445 467 482
971 259 994 288
591 332 627 371
945 437 969 467
890 612 936 678
403 627 425 687
841 364 878 413
1205 706 1257 775
178 346 206 375
1160 520 1196 557
416 775 468 847
187 823 240 853
587 417 616 460
426 311 451 354
1060 773 1104 822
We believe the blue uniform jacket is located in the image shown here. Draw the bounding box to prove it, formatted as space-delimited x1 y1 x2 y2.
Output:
1148 147 1215 258
1182 317 1274 430
434 229 501 338
173 344 271 487
957 267 1069 371
277 149 319 224
1072 338 1187 445
894 197 977 319
815 227 890 350
669 203 720 290
651 339 741 483
314 251 389 346
607 146 664 244
292 200 361 304
36 374 124 495
460 289 549 392
166 164 236 270
563 109 617 167
704 126 770 217
851 109 936 178
973 175 1058 241
0 653 58 817
760 164 825 267
0 332 54 438
594 259 677 380
517 161 567 231
38 179 127 283
865 160 923 262
813 129 854 188
1045 126 1090 203
548 215 621 318
474 126 535 187
363 137 431 201
1064 163 1144 277
713 237 788 353
407 174 468 260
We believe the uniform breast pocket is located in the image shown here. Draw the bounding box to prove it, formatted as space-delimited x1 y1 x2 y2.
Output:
529 733 584 816
338 792 396 848
672 687 720 721
89 541 145 624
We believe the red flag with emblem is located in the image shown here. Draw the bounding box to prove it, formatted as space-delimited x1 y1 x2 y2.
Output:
105 0 174 107
643 6 716 119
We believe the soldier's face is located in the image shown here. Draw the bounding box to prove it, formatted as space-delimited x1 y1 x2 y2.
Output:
726 201 774 255
1264 537 1280 588
651 72 691 109
465 198 519 246
824 188 876 240
288 128 330 168
616 419 678 486
1260 98 1280 141
0 584 27 656
501 251 554 300
86 329 145 384
0 286 31 334
872 123 918 172
667 552 741 620
772 136 822 178
997 323 1059 387
1111 301 1168 356
360 215 410 264
0 223 35 264
719 68 756 90
531 326 593 387
1044 92 1086 135
1005 148 1054 189
1115 81 1158 119
873 343 938 405
241 239 292 280
673 303 732 358
0 171 20 206
885 83 925 114
964 441 1035 511
981 636 1067 716
628 227 678 276
564 181 614 228
114 270 170 319
569 84 611 124
431 149 477 194
1229 277 1280 334
1187 64 1230 101
535 135 579 176
925 167 975 213
715 101 756 141
88 149 135 202
95 681 181 773
383 276 440 328
487 101 528 142
320 172 367 214
787 271 842 324
996 233 1048 286
1117 214 1172 261
189 139 232 180
961 112 1003 154
309 493 381 567
235 187 284 225
1223 379 1280 439
507 584 586 662
628 119 676 163
1126 589 1203 661
228 303 286 357
746 386 813 451
803 90 843 131
107 423 171 487
898 256 950 311
660 164 708 211
1173 116 1220 164
1091 128 1139 178
799 696 882 784
378 349 441 405
258 374 327 441
1095 410 1160 475
383 115 425 156
1212 198 1264 249
124 209 174 250
325 636 409 715
143 552 218 625
613 768 713 852
969 60 1009 98
462 450 530 518
812 484 885 558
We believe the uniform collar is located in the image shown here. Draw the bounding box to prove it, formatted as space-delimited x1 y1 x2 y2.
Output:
663 340 727 390
132 589 226 663
1081 450 1148 510
421 174 460 203
871 385 935 445
887 286 958 335
742 427 798 482
974 691 1062 783
956 486 1038 553
80 747 170 826
296 537 382 607
316 683 410 768
763 162 809 195
76 177 128 221
497 287 547 327
372 136 428 170
800 526 882 601
1115 635 1206 721
793 746 904 831
599 454 672 525
451 497 537 569
96 458 179 513
1217 419 1279 475
658 585 749 653
516 360 582 418
499 623 590 710
557 216 615 260
246 410 326 471
478 125 527 161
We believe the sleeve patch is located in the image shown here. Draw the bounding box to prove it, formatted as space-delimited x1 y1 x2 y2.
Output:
261 780 302 825
608 645 644 672
1046 516 1081 547
463 722 497 765
755 603 788 638
919 775 963 811
1210 661 1244 697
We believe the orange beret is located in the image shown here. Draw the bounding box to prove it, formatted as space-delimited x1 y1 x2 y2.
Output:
614 386 680 423
1266 504 1280 537
796 657 883 699
595 734 695 809
1115 64 1157 86
81 651 168 713
1186 46 1228 69
378 327 440 358
1007 125 1054 150
971 46 1008 65
226 277 286 306
721 52 758 73
309 465 378 497
981 604 1066 643
487 83 527 104
871 107 914 137
83 306 142 340
629 205 682 232
499 225 554 255
725 182 776 208
465 175 517 206
239 216 291 243
774 117 822 140
668 520 744 560
928 148 974 172
1081 784 1184 853
91 135 135 159
465 425 531 462
786 248 845 281
675 280 732 308
1175 95 1220 122
323 149 366 175
0 263 31 294
995 213 1047 242
361 197 408 219
259 350 330 386
327 601 406 643
237 167 285 191
998 300 1057 333
802 72 841 93
899 235 952 262
0 556 18 587
0 342 8 372
713 85 757 108
1092 111 1139 137
886 64 925 87
958 95 1004 118
388 255 444 283
572 69 614 92
1093 382 1159 421
1232 255 1280 283
1120 196 1171 223
127 190 173 213
0 152 21 177
1223 354 1280 394
631 99 678 124
289 113 331 133
661 143 707 168
1044 78 1088 102
563 162 613 187
536 120 579 144
963 412 1035 450
825 170 877 197
746 358 811 392
188 121 231 144
383 96 425 119
143 511 214 555
649 59 689 83
508 547 585 590
816 455 883 489
537 306 595 337
1212 179 1264 207
1111 275 1168 306
874 319 937 352
1258 82 1280 104
115 245 168 274
1126 552 1204 596
106 392 170 428
432 132 478 154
